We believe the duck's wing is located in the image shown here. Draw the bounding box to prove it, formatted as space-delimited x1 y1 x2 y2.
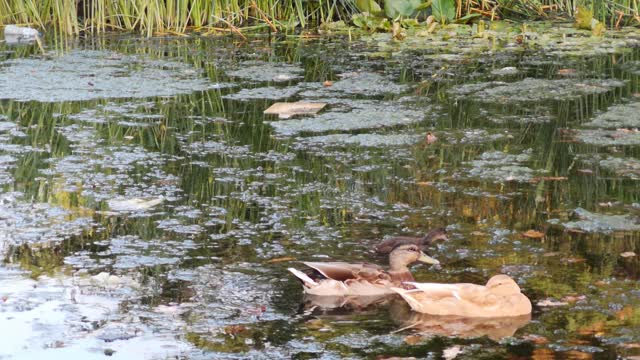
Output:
375 237 420 254
404 282 487 301
303 262 383 282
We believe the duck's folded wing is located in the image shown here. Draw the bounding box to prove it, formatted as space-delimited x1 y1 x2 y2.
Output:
405 282 485 302
303 262 382 281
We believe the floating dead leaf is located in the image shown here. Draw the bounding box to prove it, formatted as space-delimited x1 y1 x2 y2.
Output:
266 256 296 263
621 251 636 258
425 132 438 144
577 168 594 174
264 101 326 119
224 324 248 336
543 251 561 257
577 320 605 335
616 306 635 320
561 295 586 303
403 334 424 345
557 68 577 76
471 231 487 236
561 257 586 264
530 176 568 183
323 80 333 87
443 345 463 360
564 350 594 359
523 334 549 344
620 342 640 349
416 181 434 186
522 229 545 238
537 298 568 307
531 348 554 360
567 228 586 234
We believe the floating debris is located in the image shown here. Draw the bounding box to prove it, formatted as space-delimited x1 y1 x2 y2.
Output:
107 197 164 212
264 101 327 119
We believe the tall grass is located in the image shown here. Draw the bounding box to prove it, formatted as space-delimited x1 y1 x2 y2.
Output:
0 0 358 35
0 0 637 35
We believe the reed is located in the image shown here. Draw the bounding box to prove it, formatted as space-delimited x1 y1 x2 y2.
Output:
0 0 637 36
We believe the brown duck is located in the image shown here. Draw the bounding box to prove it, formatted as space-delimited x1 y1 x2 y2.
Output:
392 274 532 317
375 228 448 254
288 244 439 297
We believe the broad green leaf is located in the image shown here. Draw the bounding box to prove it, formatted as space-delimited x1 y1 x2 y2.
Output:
575 5 593 30
384 0 423 18
356 0 382 14
432 0 455 23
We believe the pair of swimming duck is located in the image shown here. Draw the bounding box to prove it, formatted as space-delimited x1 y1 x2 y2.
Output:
288 228 532 317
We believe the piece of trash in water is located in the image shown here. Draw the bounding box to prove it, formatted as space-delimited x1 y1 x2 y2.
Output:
264 101 326 119
107 196 164 212
4 25 40 44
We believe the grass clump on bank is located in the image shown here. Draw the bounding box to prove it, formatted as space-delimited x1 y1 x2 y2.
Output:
0 0 638 36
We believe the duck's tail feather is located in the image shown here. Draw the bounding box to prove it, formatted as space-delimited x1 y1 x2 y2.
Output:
288 268 319 287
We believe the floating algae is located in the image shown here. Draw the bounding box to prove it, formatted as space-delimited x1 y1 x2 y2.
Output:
563 208 640 233
300 133 422 147
466 150 540 182
268 100 424 135
575 129 640 146
451 78 625 104
226 61 304 83
299 72 409 98
583 101 640 129
0 50 212 102
223 85 303 101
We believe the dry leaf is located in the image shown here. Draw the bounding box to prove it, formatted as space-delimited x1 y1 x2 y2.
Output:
557 68 577 76
266 256 296 263
561 295 586 303
543 252 561 257
621 251 636 258
523 334 549 344
224 324 248 336
323 80 333 87
403 334 424 345
537 298 568 307
522 230 545 238
416 181 434 186
264 101 326 119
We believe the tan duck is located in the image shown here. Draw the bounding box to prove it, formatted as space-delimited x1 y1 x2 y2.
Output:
288 244 439 297
375 228 448 254
392 274 532 317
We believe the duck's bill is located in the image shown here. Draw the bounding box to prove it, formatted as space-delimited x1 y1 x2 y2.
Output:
418 252 439 265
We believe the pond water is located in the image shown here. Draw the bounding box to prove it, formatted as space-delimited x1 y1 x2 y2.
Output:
1 23 640 359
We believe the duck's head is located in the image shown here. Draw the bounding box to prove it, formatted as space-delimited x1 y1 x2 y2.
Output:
389 244 439 270
423 227 448 243
486 274 522 295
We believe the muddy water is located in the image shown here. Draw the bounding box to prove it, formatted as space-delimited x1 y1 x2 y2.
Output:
1 25 640 359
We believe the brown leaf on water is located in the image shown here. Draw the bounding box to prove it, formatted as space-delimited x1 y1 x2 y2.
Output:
531 348 554 360
616 306 635 320
561 295 586 303
522 334 549 344
224 324 248 336
620 251 636 258
564 350 593 359
537 298 568 307
557 68 577 76
323 80 333 87
577 320 605 335
529 176 568 183
577 168 594 175
543 252 561 257
471 231 487 236
522 230 545 239
266 256 296 263
416 181 434 186
403 334 424 345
